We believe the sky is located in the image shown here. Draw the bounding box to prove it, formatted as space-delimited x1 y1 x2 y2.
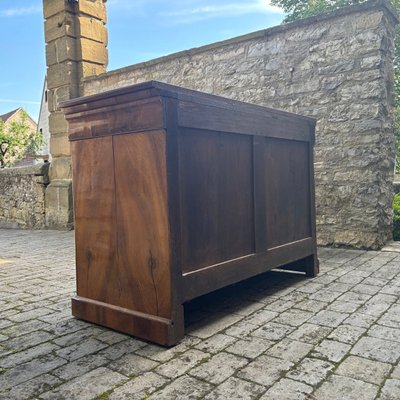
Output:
0 0 283 122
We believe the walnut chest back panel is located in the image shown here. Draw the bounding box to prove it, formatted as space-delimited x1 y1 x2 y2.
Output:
61 81 318 346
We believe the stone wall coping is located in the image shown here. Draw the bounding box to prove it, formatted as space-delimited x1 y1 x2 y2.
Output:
0 162 49 178
84 0 398 85
394 175 400 194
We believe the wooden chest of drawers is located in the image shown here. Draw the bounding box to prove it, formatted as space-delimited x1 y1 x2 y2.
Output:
61 81 318 346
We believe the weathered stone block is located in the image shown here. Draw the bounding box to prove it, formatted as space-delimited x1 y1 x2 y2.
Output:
77 16 108 44
43 0 74 19
47 62 78 90
49 157 72 181
79 62 107 78
49 112 68 135
212 47 244 62
45 42 58 68
351 336 400 363
46 37 77 66
336 355 391 385
50 134 71 157
352 10 383 30
314 375 379 400
261 379 313 400
361 55 382 69
77 38 108 65
78 0 107 22
45 180 74 228
48 84 79 113
44 11 76 42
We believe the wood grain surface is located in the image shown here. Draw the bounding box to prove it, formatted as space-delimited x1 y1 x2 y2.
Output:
178 129 255 273
72 131 172 318
68 98 164 141
263 138 312 249
113 131 172 318
71 137 117 303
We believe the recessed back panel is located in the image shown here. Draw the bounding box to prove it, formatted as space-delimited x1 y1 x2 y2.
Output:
178 129 255 273
263 138 311 249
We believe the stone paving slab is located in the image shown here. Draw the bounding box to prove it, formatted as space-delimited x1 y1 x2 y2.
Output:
0 228 399 399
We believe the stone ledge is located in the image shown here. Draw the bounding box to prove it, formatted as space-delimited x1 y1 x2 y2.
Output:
83 0 398 84
381 241 400 251
0 221 19 229
0 162 49 178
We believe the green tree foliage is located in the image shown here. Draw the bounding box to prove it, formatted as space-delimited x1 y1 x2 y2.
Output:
393 193 400 239
271 0 364 22
0 111 43 168
271 0 400 173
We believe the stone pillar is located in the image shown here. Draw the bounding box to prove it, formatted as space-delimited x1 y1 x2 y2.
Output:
43 0 108 228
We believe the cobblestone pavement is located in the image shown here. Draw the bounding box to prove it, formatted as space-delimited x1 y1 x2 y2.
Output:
0 229 400 400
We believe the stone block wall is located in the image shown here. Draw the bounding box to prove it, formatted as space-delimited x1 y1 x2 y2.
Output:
0 164 49 229
83 0 398 249
43 0 107 229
